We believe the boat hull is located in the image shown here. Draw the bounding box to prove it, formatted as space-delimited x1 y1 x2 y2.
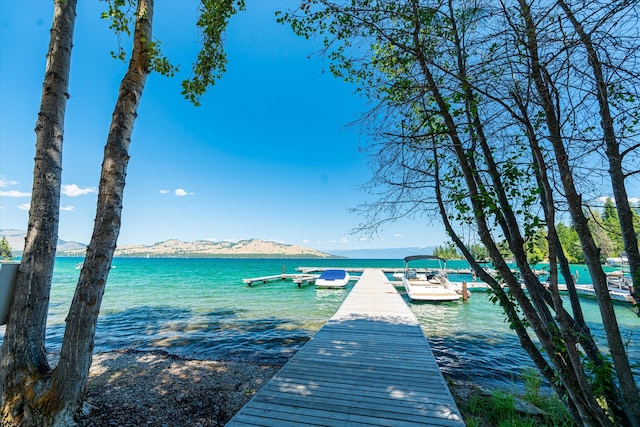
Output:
402 278 462 301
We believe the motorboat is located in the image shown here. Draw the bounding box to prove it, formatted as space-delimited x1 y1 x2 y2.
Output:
401 255 462 302
315 269 350 289
606 270 632 290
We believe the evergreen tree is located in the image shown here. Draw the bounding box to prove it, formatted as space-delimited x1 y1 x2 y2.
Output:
432 243 462 259
602 198 624 256
0 237 12 260
556 222 583 264
469 243 488 261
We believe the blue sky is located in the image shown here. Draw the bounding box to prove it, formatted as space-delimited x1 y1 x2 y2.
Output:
0 0 448 251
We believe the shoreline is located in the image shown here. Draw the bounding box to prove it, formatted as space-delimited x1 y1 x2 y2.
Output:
76 349 282 427
75 348 486 427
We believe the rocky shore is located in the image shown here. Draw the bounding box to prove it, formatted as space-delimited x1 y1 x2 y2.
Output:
75 349 282 427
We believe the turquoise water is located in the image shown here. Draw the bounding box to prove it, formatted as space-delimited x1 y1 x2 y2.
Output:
1 257 638 392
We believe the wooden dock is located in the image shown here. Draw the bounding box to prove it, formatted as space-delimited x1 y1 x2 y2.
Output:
242 274 317 286
226 269 464 426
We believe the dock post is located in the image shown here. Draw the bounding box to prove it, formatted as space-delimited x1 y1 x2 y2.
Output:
462 281 469 301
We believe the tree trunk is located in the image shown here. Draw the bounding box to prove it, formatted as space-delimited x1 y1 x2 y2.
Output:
52 0 154 421
0 1 77 425
1 1 153 425
520 1 638 424
555 1 640 421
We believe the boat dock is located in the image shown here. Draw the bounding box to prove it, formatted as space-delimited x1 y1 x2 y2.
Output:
226 269 464 426
242 272 360 287
242 274 317 287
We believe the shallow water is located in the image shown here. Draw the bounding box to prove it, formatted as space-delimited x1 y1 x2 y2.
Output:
1 257 638 393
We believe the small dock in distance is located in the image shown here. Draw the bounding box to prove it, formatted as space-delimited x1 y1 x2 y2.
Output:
227 269 464 426
242 271 361 287
242 273 317 287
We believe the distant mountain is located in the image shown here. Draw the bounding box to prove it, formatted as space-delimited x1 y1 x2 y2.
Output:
326 247 436 259
107 238 336 258
0 229 86 256
0 230 336 258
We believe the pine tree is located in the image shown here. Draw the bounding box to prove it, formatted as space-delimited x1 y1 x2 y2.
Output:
0 237 12 260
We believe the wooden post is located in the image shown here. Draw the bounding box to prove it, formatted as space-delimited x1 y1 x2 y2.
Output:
462 281 469 301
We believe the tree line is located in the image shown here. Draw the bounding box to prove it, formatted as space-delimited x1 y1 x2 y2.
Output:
436 197 640 265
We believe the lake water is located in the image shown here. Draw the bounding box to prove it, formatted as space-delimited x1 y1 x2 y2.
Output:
1 257 638 392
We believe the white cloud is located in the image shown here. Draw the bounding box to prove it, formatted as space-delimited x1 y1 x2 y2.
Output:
0 178 18 188
60 205 74 211
62 184 96 197
328 237 350 244
175 188 194 197
394 233 404 238
0 190 31 197
629 197 640 204
17 203 30 211
159 189 170 194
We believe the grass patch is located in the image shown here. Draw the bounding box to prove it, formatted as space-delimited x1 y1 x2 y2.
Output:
449 372 575 426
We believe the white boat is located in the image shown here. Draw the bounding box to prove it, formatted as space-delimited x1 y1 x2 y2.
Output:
606 257 628 268
606 270 632 290
401 255 462 302
315 269 350 289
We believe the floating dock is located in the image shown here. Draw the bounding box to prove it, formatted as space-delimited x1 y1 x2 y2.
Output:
242 272 360 287
226 269 464 426
242 274 317 287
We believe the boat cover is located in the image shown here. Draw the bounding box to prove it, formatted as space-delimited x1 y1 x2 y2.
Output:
319 269 347 280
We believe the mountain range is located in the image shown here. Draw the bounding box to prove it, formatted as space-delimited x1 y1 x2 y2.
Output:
0 229 335 258
1 229 435 259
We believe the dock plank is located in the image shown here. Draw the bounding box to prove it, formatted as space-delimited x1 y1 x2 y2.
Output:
226 269 464 426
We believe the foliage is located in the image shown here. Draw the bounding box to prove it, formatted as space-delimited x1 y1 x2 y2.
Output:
523 367 542 404
525 227 547 266
181 0 246 106
459 385 575 427
0 237 12 260
101 0 179 75
556 222 583 264
469 243 488 261
101 0 244 106
433 243 462 260
601 198 624 256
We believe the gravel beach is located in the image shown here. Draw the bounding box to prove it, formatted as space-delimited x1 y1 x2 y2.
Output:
75 349 282 427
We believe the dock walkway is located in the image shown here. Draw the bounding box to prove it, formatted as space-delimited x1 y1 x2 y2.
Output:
226 269 464 426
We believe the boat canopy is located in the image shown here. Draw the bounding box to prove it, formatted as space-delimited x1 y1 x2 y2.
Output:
403 255 446 263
